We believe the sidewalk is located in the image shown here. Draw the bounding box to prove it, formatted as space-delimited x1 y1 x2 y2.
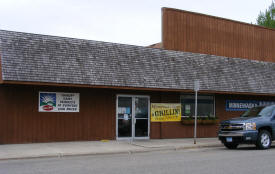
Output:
0 138 222 160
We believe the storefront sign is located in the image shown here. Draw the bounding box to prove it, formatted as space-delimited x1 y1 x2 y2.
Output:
151 103 181 122
226 100 275 111
39 92 79 112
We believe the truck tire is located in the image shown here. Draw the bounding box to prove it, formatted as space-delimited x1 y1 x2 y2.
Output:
224 143 238 149
256 130 271 149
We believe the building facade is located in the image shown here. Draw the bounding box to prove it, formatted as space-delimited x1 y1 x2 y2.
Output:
161 7 275 62
1 8 275 144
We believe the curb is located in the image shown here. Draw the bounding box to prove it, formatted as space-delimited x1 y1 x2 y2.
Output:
0 143 223 161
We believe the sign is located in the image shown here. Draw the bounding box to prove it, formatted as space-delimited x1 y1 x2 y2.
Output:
151 103 181 122
39 92 79 112
226 100 275 111
185 105 191 114
118 107 131 114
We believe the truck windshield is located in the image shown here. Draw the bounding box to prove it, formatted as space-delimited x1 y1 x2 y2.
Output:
241 106 274 117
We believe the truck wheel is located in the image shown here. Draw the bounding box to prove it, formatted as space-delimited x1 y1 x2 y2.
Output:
256 130 272 149
224 143 238 149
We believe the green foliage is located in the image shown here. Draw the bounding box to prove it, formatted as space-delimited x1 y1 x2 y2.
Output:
181 116 219 125
257 1 275 28
182 115 217 121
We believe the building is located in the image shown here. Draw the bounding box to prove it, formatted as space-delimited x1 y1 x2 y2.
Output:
1 8 275 144
161 8 275 62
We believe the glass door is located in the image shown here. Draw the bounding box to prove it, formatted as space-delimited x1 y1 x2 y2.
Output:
134 97 149 138
117 95 150 139
117 97 132 138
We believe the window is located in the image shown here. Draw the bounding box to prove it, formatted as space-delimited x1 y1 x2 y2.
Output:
181 95 215 117
241 105 275 117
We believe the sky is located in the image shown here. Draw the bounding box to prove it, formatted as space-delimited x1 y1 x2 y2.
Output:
0 0 272 46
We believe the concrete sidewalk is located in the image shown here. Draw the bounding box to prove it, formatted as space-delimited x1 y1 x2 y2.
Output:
0 138 222 160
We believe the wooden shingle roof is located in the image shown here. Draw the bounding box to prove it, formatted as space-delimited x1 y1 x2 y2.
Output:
0 29 275 94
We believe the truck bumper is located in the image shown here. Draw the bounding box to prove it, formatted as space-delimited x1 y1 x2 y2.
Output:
218 130 258 144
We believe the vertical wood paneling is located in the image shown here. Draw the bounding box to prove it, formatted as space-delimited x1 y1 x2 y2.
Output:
152 92 275 139
162 8 275 62
3 84 275 143
0 55 2 83
0 85 116 144
215 94 275 122
150 91 218 139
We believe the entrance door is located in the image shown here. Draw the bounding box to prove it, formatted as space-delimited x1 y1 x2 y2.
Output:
117 95 150 139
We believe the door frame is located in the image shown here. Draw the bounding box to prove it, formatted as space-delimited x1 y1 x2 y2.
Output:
116 94 150 140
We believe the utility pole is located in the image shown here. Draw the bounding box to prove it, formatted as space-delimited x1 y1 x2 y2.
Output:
194 80 200 144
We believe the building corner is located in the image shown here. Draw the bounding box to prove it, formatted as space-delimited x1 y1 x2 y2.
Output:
0 54 3 84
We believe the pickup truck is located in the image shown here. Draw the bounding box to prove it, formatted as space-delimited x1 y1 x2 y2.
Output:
218 105 275 149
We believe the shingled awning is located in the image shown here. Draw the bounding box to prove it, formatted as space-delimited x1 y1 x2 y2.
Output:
0 29 275 95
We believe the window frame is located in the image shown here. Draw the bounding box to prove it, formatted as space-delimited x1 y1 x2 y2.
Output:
180 94 216 118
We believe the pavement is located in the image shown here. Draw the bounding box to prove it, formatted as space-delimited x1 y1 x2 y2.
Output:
0 138 223 160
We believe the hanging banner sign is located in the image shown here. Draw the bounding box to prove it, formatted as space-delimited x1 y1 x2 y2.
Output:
39 92 80 112
226 100 275 111
151 103 181 122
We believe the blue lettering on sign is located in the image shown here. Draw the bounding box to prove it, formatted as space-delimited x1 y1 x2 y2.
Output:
226 100 275 111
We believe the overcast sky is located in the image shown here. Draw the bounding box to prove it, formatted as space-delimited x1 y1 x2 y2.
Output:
0 0 272 46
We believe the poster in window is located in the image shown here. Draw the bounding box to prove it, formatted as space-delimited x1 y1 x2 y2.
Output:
118 107 131 114
185 105 191 114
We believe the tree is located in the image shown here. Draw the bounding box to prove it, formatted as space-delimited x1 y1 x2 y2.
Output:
257 1 275 28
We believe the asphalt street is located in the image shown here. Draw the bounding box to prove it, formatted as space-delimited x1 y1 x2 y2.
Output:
1 145 275 174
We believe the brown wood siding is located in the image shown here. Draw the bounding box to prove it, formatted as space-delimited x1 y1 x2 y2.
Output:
151 92 275 139
150 92 180 139
0 85 116 144
2 84 275 143
0 55 2 83
150 91 218 139
162 8 275 62
215 94 275 122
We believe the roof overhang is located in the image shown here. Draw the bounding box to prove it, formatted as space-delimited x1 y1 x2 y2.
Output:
2 80 275 97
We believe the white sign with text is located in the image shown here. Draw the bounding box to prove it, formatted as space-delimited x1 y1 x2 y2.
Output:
39 92 79 112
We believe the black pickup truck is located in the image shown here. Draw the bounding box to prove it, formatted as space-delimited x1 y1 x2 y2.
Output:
218 105 275 149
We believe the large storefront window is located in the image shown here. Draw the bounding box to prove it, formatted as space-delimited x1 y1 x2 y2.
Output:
181 95 215 117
